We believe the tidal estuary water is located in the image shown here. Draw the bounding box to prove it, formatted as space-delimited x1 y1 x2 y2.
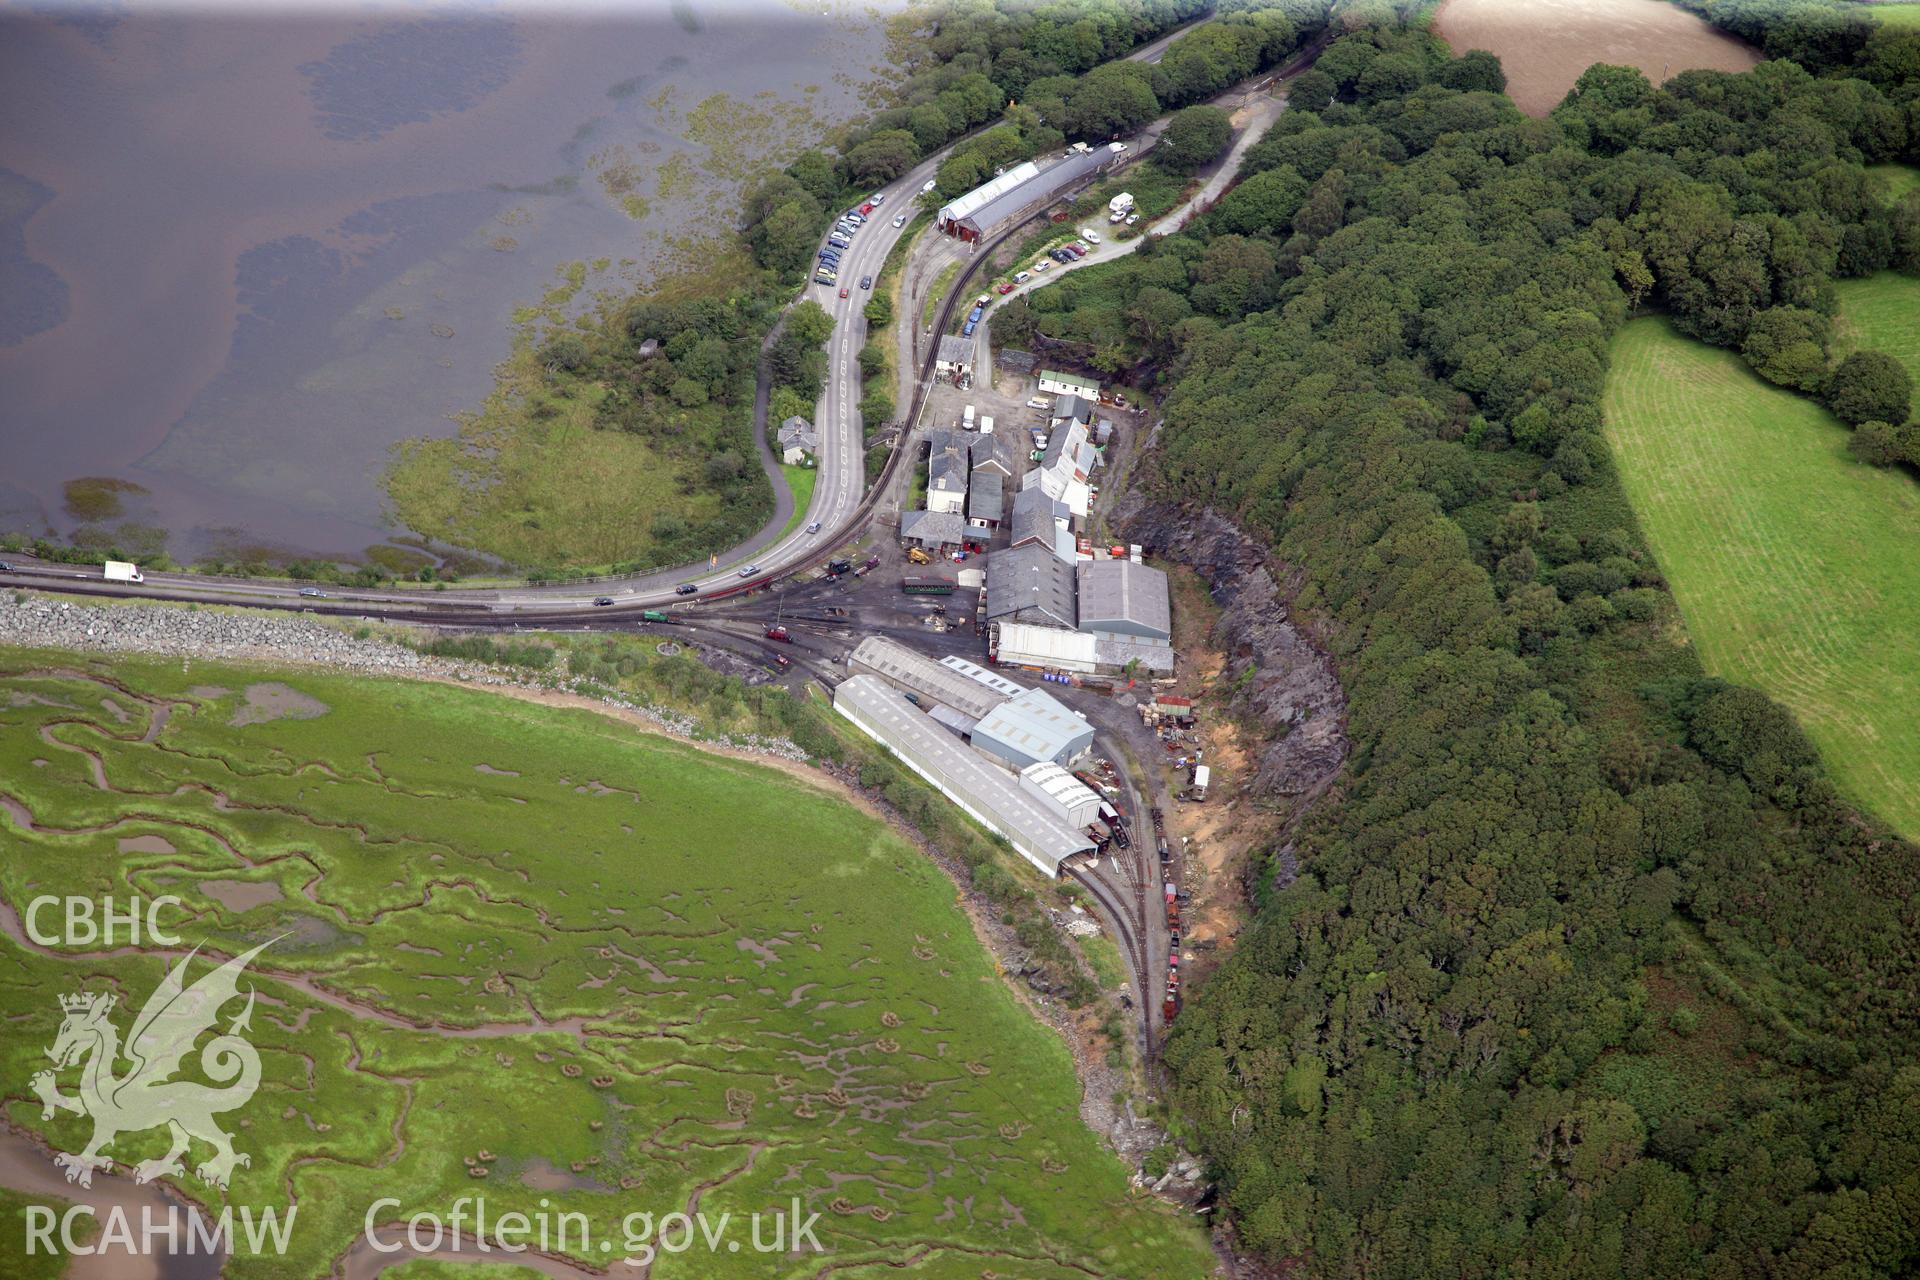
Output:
0 2 884 561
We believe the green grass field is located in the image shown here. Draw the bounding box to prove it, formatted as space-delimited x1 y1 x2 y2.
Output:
1603 317 1920 839
0 655 1210 1278
1868 163 1920 202
1858 2 1920 26
1835 271 1920 422
776 463 818 545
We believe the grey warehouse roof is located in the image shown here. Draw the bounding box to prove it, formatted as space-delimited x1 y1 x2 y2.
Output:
938 160 1041 226
849 637 1009 721
970 686 1094 765
936 333 974 366
948 149 1115 234
1077 559 1172 640
986 544 1076 627
832 675 1093 876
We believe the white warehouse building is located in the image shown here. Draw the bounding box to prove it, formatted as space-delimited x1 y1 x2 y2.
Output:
1019 762 1104 829
832 675 1094 877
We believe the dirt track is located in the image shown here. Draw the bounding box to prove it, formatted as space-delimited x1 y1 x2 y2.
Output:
1434 0 1759 116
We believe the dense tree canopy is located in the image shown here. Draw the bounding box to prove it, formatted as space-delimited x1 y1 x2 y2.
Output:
1158 104 1236 172
1018 15 1920 1276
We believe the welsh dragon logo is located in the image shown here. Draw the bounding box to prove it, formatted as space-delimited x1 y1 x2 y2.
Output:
32 941 272 1190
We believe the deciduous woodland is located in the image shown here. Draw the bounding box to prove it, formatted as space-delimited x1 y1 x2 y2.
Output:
1011 5 1920 1274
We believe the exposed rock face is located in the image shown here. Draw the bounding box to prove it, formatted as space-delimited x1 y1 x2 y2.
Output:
1117 499 1348 806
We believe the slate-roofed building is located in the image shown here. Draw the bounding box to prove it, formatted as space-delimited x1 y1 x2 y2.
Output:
967 474 1004 528
900 509 967 551
925 430 970 515
985 543 1076 630
935 333 974 384
777 416 818 465
1009 487 1075 562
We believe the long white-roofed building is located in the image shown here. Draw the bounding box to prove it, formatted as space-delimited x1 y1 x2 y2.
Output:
832 676 1094 876
937 146 1127 242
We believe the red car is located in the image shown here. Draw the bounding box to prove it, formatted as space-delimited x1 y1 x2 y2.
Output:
997 281 1015 294
838 286 850 298
765 625 791 642
859 202 874 214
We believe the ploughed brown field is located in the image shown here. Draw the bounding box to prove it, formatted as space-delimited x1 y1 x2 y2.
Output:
1434 0 1760 116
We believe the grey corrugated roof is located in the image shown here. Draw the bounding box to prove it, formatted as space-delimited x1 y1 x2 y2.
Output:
849 637 1009 721
938 160 1041 225
970 686 1094 765
954 149 1115 235
1077 559 1171 639
986 543 1076 627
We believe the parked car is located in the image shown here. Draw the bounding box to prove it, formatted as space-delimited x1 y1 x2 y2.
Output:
593 596 615 606
891 213 907 228
738 564 759 578
1069 241 1089 254
845 211 865 223
997 281 1015 294
868 192 885 205
1014 270 1030 284
676 583 698 595
0 562 14 573
828 234 850 248
921 178 936 193
1080 228 1102 244
806 519 822 534
962 318 977 337
1032 259 1050 271
770 652 791 669
1125 213 1139 226
858 202 874 214
860 274 873 290
298 587 327 598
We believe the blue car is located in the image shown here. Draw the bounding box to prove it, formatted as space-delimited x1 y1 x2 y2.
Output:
963 319 977 337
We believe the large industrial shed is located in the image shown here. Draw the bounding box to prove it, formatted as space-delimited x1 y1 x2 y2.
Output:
849 637 1007 725
833 676 1094 877
990 619 1177 677
970 686 1095 769
1019 762 1104 829
1077 559 1172 644
985 543 1077 630
937 147 1124 242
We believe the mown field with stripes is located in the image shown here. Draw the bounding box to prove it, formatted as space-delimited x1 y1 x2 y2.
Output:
1602 316 1920 840
1835 270 1920 420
